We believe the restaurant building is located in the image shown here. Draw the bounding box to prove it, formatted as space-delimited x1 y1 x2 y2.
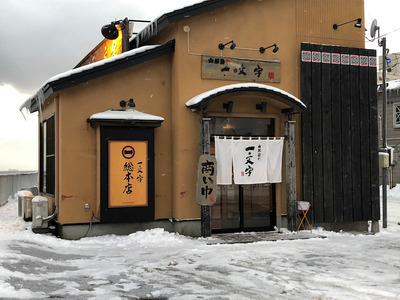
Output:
21 0 379 239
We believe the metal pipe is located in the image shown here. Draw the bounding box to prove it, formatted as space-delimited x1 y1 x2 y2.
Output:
43 206 58 222
381 37 388 228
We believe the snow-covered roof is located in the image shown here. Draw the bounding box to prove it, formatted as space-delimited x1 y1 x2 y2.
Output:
50 46 157 84
88 109 164 126
377 79 400 92
386 79 400 90
20 41 175 113
185 83 306 111
131 0 242 48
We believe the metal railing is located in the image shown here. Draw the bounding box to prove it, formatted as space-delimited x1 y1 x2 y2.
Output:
0 171 38 206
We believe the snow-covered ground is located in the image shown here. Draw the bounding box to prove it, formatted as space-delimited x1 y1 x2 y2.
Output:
0 188 399 299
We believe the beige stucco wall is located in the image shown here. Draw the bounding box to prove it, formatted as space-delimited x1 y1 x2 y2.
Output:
40 55 172 224
142 0 365 220
38 0 365 225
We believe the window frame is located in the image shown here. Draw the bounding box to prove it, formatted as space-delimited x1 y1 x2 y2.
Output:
39 114 55 195
393 103 400 129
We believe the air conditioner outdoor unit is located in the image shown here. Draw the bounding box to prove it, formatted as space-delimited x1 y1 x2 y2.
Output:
32 196 49 229
18 190 34 220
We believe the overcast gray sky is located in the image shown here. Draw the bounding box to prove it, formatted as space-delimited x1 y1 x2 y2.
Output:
0 0 203 94
0 0 400 171
1 0 399 94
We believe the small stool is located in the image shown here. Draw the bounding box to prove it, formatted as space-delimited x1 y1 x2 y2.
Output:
297 201 312 233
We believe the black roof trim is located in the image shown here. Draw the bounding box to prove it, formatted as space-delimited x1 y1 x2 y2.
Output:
130 0 242 48
87 119 163 127
29 40 175 112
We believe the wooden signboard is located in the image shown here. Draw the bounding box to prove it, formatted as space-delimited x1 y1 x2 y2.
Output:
196 155 217 206
75 27 122 68
108 140 148 208
202 56 281 83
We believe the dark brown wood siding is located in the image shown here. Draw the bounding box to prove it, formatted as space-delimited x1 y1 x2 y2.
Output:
301 43 379 224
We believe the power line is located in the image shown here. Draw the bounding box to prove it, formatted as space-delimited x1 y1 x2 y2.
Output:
380 26 400 38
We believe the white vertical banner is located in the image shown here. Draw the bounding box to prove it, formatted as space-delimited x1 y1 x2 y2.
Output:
232 138 268 184
215 137 233 184
266 138 284 183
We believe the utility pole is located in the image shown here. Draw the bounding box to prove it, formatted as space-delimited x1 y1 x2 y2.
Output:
371 19 388 229
381 36 388 228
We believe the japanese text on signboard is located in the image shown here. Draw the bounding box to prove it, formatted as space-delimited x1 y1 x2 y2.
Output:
109 141 148 208
201 56 281 83
196 155 217 206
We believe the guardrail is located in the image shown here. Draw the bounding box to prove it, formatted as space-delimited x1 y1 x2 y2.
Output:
0 171 38 206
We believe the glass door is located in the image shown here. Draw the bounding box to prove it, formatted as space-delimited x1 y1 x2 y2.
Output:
242 183 274 230
211 185 240 230
210 117 276 233
211 183 275 232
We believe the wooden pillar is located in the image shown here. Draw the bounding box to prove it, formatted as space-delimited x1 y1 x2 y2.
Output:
285 120 297 231
122 18 130 53
200 118 211 237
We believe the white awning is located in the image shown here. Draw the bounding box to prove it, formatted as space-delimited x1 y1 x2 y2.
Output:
185 83 306 111
88 109 164 126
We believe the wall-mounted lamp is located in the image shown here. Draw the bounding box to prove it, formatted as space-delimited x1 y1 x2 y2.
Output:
259 44 279 54
333 18 362 30
256 102 267 113
223 101 234 113
120 98 136 108
101 19 150 40
101 21 122 40
218 40 236 50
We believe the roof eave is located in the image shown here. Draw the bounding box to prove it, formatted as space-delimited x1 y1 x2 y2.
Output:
87 119 163 127
186 85 306 112
28 40 175 113
131 0 242 48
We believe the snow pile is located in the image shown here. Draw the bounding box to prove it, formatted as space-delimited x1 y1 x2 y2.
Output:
0 188 399 299
0 195 26 232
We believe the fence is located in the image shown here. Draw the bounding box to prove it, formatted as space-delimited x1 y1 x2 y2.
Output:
0 171 38 206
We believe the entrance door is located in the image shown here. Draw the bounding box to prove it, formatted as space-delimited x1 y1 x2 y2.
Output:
210 117 276 233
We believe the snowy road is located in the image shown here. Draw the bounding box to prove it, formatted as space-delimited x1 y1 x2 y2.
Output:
0 188 400 299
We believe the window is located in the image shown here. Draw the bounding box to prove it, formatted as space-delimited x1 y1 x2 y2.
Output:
210 117 274 137
40 115 55 195
394 103 400 129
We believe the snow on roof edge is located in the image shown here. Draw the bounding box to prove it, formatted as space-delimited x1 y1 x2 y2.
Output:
386 79 400 90
89 109 164 122
20 45 159 113
131 0 232 48
185 83 306 109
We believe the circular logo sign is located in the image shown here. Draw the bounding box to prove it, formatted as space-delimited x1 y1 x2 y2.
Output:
122 146 135 159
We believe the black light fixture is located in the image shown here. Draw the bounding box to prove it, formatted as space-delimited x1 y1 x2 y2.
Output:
223 101 234 113
259 44 279 54
101 19 150 40
101 21 121 40
256 102 267 113
120 98 136 108
218 40 236 50
333 18 362 30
